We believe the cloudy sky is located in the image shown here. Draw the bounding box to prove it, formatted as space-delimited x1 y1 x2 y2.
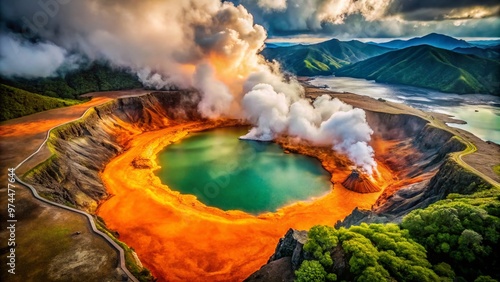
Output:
230 0 500 39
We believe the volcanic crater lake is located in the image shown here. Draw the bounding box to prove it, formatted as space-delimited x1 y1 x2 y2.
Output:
155 127 331 214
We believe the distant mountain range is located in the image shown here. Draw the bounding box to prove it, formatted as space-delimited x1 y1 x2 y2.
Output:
261 39 392 76
335 45 500 95
265 42 298 48
371 33 472 50
261 33 500 95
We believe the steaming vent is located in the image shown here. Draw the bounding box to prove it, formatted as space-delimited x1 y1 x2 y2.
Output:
342 169 380 193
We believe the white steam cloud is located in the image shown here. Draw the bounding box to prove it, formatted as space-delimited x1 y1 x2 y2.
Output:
242 88 377 174
0 33 67 78
0 0 377 174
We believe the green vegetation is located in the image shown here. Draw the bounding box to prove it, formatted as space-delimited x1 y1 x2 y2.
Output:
1 61 142 100
261 39 391 76
402 192 500 280
335 45 500 95
295 260 333 282
453 47 500 60
0 84 80 121
0 61 142 121
493 164 500 177
297 188 500 281
297 224 443 282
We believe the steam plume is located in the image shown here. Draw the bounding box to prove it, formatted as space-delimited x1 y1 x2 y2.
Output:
0 0 377 174
0 33 68 78
242 89 377 174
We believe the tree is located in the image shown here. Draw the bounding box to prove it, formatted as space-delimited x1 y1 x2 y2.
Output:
295 260 328 282
402 201 500 280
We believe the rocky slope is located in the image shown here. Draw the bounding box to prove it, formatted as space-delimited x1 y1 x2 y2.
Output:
247 109 493 281
24 91 202 212
336 111 489 227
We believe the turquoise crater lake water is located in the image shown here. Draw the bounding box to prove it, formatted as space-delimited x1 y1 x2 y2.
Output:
155 127 331 214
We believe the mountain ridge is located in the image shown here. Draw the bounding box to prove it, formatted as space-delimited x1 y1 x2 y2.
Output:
335 45 500 95
373 33 473 50
261 38 393 76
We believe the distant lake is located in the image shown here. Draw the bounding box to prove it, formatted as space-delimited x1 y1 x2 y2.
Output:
310 77 500 144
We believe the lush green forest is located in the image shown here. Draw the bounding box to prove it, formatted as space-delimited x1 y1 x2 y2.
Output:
335 45 500 95
0 84 80 121
0 62 142 121
261 39 391 76
1 62 142 100
295 188 500 281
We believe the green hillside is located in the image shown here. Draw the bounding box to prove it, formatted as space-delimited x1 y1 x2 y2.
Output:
0 84 81 121
336 45 500 95
261 39 392 76
1 62 143 100
295 188 500 281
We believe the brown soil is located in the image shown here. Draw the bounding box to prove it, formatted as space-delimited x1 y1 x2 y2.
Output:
0 90 150 280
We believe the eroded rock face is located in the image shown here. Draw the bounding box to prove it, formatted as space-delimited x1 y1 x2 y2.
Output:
245 229 307 282
244 257 295 282
24 91 202 212
250 111 493 279
268 228 308 270
335 111 491 227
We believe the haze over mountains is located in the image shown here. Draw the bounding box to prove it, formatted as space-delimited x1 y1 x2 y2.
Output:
262 33 500 95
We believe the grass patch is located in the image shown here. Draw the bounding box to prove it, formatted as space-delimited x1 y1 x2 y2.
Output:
493 164 500 177
0 84 81 121
22 154 57 180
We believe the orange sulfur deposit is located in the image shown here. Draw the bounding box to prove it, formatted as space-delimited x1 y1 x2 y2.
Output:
97 120 406 282
342 170 381 193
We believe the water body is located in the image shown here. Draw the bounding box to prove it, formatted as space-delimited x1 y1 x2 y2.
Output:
310 76 500 144
156 127 331 214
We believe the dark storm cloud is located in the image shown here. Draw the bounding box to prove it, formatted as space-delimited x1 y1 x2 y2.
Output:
386 0 500 19
229 0 500 37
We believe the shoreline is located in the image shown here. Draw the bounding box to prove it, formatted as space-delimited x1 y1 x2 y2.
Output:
96 118 392 281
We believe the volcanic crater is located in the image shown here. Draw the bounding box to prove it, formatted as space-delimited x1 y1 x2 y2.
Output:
23 87 492 281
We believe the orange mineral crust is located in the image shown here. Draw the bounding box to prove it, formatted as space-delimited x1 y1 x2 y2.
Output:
97 121 400 282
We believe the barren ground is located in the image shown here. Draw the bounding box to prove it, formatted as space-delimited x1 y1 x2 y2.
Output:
0 90 148 281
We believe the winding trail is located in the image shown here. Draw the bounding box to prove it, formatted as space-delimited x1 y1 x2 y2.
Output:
309 87 500 189
13 176 139 282
426 116 500 189
5 90 151 282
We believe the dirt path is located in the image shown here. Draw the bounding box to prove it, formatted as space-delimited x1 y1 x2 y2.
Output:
0 89 149 281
